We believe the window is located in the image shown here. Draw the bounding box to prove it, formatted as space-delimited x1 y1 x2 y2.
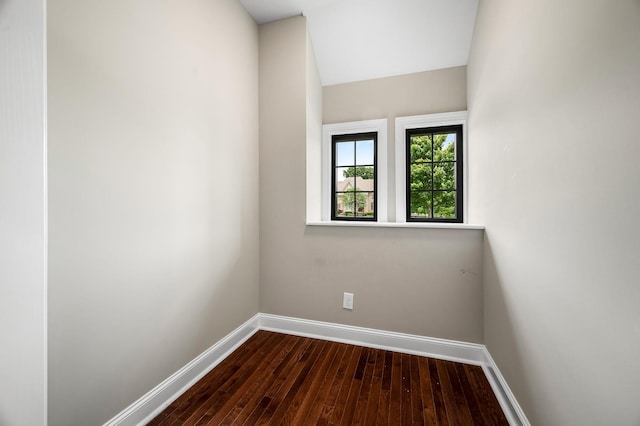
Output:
406 125 463 222
396 112 467 224
332 132 377 221
321 119 387 222
313 114 471 227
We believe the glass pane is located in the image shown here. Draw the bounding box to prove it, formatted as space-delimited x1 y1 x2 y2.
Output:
339 165 374 182
336 141 354 167
409 191 431 218
433 133 456 162
433 191 456 218
341 188 363 210
335 193 355 217
355 192 375 217
355 140 374 165
409 134 432 163
340 190 367 214
433 162 455 190
335 167 351 190
410 163 432 190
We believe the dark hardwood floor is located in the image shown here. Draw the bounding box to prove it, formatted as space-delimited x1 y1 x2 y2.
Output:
148 331 508 425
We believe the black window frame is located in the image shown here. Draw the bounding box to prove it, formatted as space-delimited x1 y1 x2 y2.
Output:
406 125 463 223
331 132 378 222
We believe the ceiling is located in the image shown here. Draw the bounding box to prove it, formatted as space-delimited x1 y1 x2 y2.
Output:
240 0 479 86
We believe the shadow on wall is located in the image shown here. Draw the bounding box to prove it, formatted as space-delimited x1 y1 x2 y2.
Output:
91 246 257 425
482 232 533 423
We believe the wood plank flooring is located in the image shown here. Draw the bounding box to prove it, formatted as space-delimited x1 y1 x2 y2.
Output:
148 331 508 425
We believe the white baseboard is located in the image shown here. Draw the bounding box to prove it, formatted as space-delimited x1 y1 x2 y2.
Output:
258 313 487 365
103 312 529 426
481 348 531 426
103 314 260 426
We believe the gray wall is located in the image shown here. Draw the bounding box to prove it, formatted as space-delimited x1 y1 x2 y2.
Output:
0 0 47 424
260 18 483 343
468 0 640 424
47 1 260 424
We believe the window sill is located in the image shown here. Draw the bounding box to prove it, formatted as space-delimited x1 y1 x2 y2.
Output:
305 221 484 230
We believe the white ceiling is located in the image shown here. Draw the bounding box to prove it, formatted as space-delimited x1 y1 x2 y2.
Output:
240 0 479 86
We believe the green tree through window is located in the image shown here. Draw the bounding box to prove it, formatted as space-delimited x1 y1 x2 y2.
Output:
340 187 367 212
407 126 462 222
343 166 374 180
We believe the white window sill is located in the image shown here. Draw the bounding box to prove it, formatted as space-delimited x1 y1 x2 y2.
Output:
306 221 484 230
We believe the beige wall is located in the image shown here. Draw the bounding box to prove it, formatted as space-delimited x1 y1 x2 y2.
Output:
306 27 323 222
324 66 466 123
0 0 47 424
260 19 483 343
324 67 466 220
468 0 640 424
47 1 259 424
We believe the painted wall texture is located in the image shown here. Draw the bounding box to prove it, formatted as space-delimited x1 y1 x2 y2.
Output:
47 0 260 424
0 0 47 424
260 18 484 344
468 0 640 424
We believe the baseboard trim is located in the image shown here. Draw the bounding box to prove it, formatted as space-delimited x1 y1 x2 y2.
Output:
259 313 487 366
103 314 260 426
482 348 531 426
103 313 529 426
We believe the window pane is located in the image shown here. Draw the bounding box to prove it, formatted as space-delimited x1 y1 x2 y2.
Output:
433 162 455 190
433 191 456 219
349 190 367 213
335 167 351 190
410 191 431 218
355 192 374 217
335 193 355 217
359 166 375 182
433 133 456 161
336 190 366 215
332 132 377 221
339 165 374 182
355 140 374 165
336 141 354 167
410 163 432 190
405 124 462 223
409 134 432 162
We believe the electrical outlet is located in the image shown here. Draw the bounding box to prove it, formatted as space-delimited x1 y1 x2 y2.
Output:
343 292 354 310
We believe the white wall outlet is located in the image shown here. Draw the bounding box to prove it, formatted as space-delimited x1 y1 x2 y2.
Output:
343 292 354 310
